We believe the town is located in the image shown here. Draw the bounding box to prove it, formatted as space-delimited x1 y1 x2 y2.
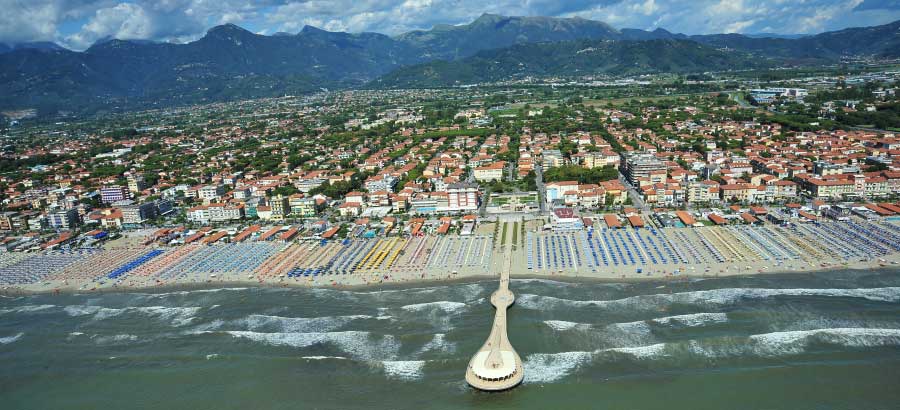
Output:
1 67 900 292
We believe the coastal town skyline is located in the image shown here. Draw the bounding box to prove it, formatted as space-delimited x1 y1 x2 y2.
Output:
2 3 900 408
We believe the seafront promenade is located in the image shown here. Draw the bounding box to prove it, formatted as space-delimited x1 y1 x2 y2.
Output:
465 245 524 390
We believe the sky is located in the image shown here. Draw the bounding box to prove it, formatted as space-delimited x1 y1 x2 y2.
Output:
2 0 899 50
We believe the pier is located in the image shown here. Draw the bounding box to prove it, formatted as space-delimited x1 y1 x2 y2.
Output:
465 245 524 391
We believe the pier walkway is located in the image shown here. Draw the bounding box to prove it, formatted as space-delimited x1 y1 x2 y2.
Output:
465 245 524 391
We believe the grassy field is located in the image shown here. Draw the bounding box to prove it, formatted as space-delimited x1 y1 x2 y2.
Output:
500 222 508 246
511 222 518 249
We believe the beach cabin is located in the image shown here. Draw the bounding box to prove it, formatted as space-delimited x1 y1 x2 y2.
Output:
603 214 622 229
627 215 645 229
675 210 697 227
708 213 727 226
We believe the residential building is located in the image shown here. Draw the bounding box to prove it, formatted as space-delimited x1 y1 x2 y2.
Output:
187 203 244 224
100 186 128 204
473 162 505 182
121 202 157 224
48 208 80 230
542 149 565 169
199 185 225 203
621 152 667 186
126 174 146 193
447 182 479 212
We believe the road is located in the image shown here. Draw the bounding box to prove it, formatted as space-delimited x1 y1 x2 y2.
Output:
534 164 547 215
619 172 649 211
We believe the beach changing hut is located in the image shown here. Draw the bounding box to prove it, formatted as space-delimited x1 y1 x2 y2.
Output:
233 225 260 242
675 211 696 226
603 214 622 229
708 213 727 225
627 215 645 228
258 226 282 241
280 226 299 242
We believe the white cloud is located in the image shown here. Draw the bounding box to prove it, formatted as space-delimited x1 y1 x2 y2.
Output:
1 0 899 49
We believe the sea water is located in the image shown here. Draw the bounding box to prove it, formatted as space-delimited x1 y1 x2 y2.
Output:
1 269 899 409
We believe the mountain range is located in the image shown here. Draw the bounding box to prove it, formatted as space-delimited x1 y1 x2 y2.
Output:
1 14 898 116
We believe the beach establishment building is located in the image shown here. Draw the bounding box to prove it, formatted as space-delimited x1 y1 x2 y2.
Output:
551 208 583 231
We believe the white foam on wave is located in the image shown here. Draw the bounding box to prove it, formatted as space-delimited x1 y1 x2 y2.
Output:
148 287 250 297
0 304 56 314
602 320 655 347
419 333 456 354
243 314 373 333
63 305 200 326
749 328 900 356
63 305 103 316
512 278 575 286
93 334 139 345
0 332 23 344
544 320 589 331
523 351 593 383
400 301 467 313
458 282 487 303
225 330 399 360
601 343 668 359
302 355 347 360
382 360 426 381
350 283 444 295
517 287 900 311
137 306 201 327
651 312 728 327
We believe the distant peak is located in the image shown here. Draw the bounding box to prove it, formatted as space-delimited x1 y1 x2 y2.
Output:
206 23 253 36
300 25 328 34
473 13 506 23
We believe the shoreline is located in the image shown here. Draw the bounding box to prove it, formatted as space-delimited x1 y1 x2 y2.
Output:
4 257 896 297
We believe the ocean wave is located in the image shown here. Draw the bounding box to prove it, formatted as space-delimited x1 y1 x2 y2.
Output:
64 305 200 326
93 334 139 345
523 351 593 384
0 332 23 344
146 287 251 297
381 360 426 381
458 282 487 303
0 304 55 315
224 331 399 360
517 287 900 311
650 312 729 327
512 278 576 286
748 328 900 356
601 328 900 362
400 301 467 313
544 320 589 331
242 314 373 333
419 333 456 354
302 355 347 360
601 343 668 359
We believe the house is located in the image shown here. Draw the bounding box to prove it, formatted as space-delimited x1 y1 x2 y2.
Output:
473 162 505 182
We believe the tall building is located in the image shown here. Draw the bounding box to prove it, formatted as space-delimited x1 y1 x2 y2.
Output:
121 202 157 224
126 174 146 193
100 186 128 204
621 152 667 186
198 185 225 202
447 182 479 212
542 149 565 169
48 208 80 229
